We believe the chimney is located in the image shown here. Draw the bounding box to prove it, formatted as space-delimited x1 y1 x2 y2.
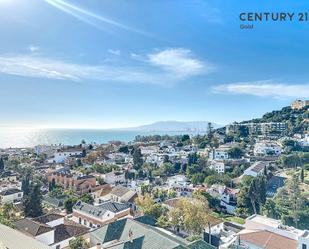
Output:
96 243 102 249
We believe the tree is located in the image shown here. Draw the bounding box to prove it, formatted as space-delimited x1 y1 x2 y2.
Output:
0 157 4 172
133 148 143 170
228 147 244 159
80 193 94 205
168 198 209 235
300 168 305 183
21 168 32 196
24 183 43 218
119 145 129 154
69 236 86 249
181 134 190 142
135 195 166 219
64 197 78 214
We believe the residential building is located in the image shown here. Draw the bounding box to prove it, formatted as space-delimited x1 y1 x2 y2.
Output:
291 99 309 110
209 148 229 160
0 188 23 204
72 201 131 228
209 160 225 173
47 171 101 194
88 217 215 249
0 223 50 249
226 122 288 136
103 171 126 185
243 161 268 177
254 141 282 156
52 148 84 163
14 214 89 249
235 214 309 249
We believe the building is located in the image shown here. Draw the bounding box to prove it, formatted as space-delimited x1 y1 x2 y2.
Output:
72 201 131 228
226 122 288 136
0 223 50 249
88 217 215 249
52 148 84 163
209 160 225 174
103 171 126 185
243 161 268 177
291 99 309 110
254 141 282 156
14 213 89 249
0 188 23 204
235 214 309 249
220 187 239 214
47 171 100 194
109 186 137 204
209 148 229 160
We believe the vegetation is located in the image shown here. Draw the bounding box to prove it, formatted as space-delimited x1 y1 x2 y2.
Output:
23 183 43 218
69 236 87 249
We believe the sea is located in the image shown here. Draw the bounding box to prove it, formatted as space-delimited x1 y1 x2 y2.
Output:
0 128 192 149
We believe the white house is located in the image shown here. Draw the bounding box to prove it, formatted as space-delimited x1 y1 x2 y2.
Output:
243 161 268 177
0 188 23 204
209 148 229 160
254 141 282 156
14 214 89 249
209 160 225 173
238 215 309 249
103 171 126 185
52 148 83 163
72 201 131 228
167 175 189 189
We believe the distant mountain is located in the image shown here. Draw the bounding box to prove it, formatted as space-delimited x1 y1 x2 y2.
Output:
130 121 222 132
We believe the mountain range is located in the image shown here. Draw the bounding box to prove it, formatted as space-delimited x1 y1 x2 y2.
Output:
129 121 222 132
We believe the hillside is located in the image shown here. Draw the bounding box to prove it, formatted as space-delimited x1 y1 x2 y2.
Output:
242 106 309 134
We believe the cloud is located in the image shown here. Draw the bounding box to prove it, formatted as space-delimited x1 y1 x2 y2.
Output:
213 81 309 98
148 48 214 78
108 49 121 56
0 48 213 85
45 0 152 37
28 45 39 52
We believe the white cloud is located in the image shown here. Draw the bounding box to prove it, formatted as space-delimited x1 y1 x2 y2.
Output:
28 45 39 52
148 48 213 78
213 81 309 98
108 49 121 56
0 48 213 85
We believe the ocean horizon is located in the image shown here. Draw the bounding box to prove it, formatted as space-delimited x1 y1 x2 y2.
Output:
0 128 197 149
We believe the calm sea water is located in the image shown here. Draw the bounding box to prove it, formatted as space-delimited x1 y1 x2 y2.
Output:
0 128 188 148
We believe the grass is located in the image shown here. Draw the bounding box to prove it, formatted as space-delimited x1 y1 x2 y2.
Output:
224 216 245 225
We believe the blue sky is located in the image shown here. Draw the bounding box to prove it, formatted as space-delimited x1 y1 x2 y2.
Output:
0 0 308 128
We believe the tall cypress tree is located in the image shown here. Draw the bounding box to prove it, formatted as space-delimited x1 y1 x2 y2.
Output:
0 157 4 172
24 183 43 217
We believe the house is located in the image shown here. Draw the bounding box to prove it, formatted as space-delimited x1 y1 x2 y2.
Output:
72 201 131 228
109 186 137 204
88 217 215 249
254 141 282 156
291 99 309 110
0 223 50 249
103 171 126 185
206 185 239 214
47 171 102 194
0 188 23 204
52 148 84 163
14 213 89 249
243 161 268 177
209 160 225 173
209 148 229 160
0 170 18 182
220 187 239 214
235 214 309 249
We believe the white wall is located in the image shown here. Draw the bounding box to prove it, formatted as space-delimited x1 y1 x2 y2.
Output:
36 230 54 245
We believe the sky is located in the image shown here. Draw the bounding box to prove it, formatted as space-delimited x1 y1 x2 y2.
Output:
0 0 309 129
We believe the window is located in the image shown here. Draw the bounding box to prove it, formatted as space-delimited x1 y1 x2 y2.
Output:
302 244 307 249
90 222 92 228
84 219 87 225
56 245 60 249
79 217 81 224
